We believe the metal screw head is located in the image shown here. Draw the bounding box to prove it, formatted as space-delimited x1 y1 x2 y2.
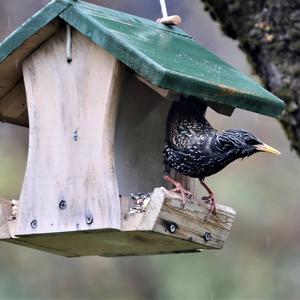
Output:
73 129 78 142
86 215 93 225
203 232 212 242
59 200 67 209
31 220 38 229
167 223 177 234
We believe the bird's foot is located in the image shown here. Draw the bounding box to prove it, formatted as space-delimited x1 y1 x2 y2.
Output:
201 194 217 215
170 183 192 207
163 175 192 207
171 184 192 198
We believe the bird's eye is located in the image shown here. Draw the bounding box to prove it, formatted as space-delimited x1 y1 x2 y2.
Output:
246 139 259 145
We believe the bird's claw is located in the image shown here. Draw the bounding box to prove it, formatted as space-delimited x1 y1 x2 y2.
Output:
201 194 217 215
171 187 192 198
163 175 192 208
170 184 192 208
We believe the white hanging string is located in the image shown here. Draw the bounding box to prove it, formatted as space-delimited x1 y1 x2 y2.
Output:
66 24 72 63
159 0 168 18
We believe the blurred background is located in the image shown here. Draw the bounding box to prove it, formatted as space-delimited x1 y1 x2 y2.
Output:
0 1 299 299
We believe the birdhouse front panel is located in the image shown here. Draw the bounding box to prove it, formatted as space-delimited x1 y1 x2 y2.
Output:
16 28 124 236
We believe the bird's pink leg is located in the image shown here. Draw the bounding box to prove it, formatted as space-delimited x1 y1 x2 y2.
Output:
199 180 217 215
163 175 192 206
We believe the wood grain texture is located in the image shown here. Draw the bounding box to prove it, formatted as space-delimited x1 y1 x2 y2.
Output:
16 28 124 235
0 19 63 100
2 187 235 256
134 73 235 116
0 80 28 126
204 101 235 116
134 73 180 101
157 15 182 26
114 72 170 196
2 230 203 257
123 187 235 250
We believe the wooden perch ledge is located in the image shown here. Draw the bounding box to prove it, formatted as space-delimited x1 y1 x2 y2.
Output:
0 188 236 257
122 188 236 250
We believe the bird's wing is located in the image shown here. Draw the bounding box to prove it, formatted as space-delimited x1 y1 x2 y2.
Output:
169 117 212 149
166 97 215 149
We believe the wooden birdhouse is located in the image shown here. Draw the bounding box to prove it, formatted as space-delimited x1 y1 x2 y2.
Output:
0 0 284 257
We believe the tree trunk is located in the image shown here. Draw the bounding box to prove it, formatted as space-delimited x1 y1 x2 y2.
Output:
202 0 300 155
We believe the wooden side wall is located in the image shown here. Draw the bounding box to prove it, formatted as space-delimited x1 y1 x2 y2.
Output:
115 73 170 196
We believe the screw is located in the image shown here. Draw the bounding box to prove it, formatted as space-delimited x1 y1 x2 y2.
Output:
166 223 177 234
203 232 212 242
73 129 78 142
59 200 67 209
86 215 93 225
31 220 38 229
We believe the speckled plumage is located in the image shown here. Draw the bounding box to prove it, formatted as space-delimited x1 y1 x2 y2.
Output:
163 97 265 181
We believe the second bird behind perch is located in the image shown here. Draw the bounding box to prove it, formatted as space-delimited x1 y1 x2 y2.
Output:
163 97 281 215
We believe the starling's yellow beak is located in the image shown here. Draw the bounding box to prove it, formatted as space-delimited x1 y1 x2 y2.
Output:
255 143 281 155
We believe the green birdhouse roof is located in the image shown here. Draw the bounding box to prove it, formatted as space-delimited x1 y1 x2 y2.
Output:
0 0 285 122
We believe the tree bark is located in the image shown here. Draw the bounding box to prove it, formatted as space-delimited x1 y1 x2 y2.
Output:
202 0 300 155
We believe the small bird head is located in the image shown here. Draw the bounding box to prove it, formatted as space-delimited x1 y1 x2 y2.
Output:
219 129 281 158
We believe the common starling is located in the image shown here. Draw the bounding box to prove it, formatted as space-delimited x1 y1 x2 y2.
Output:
163 97 280 214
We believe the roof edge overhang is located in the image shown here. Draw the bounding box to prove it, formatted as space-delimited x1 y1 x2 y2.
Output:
0 0 285 121
0 0 72 64
59 4 285 118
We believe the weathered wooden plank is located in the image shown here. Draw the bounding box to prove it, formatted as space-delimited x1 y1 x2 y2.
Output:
0 19 63 100
0 80 28 126
2 230 203 257
134 73 235 116
123 187 236 250
156 15 182 26
0 19 63 127
155 197 235 249
114 71 170 196
6 238 75 256
2 187 235 256
134 73 180 101
16 28 125 235
204 101 235 116
0 114 28 127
